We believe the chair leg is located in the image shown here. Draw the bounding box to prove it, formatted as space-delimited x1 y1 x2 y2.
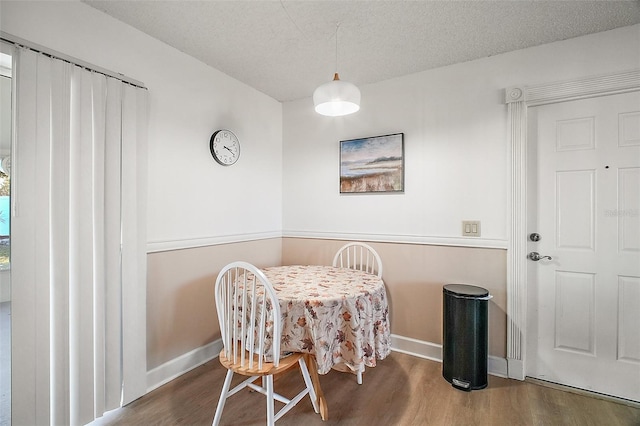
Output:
265 375 275 426
357 365 363 385
298 357 319 413
212 369 234 426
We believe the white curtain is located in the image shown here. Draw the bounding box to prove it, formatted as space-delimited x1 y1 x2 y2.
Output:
11 46 147 425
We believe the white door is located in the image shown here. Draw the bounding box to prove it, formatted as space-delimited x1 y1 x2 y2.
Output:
527 91 640 402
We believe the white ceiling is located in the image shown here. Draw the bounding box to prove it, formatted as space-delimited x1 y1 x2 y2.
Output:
83 1 640 102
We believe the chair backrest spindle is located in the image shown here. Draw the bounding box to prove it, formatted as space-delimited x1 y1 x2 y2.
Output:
214 261 283 371
332 242 383 278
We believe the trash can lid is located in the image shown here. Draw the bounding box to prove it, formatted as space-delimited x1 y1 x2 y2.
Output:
443 284 489 297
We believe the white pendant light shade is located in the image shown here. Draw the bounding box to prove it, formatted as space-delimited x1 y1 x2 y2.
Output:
313 73 361 117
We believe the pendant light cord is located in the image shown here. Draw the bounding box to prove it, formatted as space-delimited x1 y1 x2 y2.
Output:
335 23 341 75
333 22 342 80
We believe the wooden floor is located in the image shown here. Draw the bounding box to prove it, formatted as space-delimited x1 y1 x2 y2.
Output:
93 351 640 426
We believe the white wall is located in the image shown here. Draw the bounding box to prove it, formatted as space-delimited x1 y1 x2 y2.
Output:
3 2 638 253
0 0 283 253
282 24 640 248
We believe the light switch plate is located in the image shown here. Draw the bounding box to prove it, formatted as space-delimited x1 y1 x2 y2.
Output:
462 221 481 237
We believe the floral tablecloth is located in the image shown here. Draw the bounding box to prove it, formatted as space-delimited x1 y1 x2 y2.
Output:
262 265 391 375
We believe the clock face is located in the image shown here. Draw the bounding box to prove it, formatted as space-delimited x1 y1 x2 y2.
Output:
210 130 240 166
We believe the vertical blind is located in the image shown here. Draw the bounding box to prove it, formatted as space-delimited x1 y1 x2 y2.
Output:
11 45 148 425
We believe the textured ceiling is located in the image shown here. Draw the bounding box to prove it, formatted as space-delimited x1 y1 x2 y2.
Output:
83 1 640 102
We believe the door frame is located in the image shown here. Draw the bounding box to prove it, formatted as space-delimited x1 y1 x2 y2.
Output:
504 69 640 380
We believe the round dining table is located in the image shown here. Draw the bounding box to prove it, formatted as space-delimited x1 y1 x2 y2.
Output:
262 265 392 376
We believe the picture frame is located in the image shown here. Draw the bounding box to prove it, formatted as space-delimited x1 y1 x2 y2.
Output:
340 133 404 194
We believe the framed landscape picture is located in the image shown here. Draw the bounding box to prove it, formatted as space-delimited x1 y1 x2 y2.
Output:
340 133 404 194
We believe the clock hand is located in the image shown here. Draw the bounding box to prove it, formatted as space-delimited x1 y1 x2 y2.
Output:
224 146 234 153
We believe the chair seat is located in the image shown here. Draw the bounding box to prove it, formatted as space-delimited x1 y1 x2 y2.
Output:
219 349 304 377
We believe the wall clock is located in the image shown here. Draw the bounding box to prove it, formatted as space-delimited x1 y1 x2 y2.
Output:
210 129 240 166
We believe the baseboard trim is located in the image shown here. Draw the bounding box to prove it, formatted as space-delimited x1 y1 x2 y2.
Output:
146 335 510 394
507 357 525 380
391 334 442 362
146 340 223 393
489 355 509 378
390 334 509 378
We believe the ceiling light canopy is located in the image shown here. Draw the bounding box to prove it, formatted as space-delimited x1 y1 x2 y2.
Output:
313 24 360 117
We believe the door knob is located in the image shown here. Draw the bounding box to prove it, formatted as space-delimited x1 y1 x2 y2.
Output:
528 252 552 261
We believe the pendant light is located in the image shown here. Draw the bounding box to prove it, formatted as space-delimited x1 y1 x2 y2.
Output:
313 24 360 116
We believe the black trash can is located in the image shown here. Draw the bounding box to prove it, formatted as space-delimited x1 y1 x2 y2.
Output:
442 284 490 391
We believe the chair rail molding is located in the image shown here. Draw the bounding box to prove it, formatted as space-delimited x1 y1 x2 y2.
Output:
146 230 281 253
283 230 508 250
504 68 640 380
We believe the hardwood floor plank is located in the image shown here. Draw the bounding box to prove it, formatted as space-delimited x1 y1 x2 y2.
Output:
487 376 533 425
90 352 640 426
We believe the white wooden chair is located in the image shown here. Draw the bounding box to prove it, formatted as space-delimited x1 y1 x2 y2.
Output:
332 242 383 384
332 242 383 278
213 261 319 426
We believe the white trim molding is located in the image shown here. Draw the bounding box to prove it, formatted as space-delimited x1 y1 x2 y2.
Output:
146 340 223 393
391 334 508 378
147 335 508 393
391 334 442 362
505 91 527 380
523 69 640 107
283 230 508 250
148 230 509 254
504 68 640 381
146 231 282 253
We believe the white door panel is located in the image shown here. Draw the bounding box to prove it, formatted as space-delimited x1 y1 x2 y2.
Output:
527 91 640 402
618 276 640 363
619 167 640 253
